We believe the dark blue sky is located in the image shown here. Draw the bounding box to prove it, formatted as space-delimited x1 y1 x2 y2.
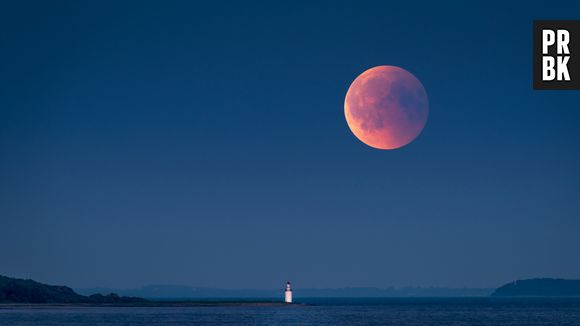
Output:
1 1 580 289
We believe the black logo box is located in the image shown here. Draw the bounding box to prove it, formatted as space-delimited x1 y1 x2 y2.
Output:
533 20 580 90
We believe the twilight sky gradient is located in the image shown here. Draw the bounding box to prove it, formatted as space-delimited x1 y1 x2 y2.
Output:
1 0 580 290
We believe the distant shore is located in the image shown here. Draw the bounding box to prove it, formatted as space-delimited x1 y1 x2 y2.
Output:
0 301 298 308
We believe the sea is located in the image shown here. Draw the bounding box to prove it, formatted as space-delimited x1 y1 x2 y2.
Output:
1 297 580 325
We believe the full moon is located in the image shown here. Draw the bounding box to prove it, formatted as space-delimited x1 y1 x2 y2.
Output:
344 66 429 150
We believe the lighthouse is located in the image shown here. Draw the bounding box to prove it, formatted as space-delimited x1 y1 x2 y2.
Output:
284 281 292 303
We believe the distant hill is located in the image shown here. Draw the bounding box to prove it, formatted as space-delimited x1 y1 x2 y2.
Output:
0 275 146 304
77 284 493 299
492 278 580 297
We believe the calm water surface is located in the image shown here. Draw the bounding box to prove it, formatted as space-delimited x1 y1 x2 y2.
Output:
1 298 580 325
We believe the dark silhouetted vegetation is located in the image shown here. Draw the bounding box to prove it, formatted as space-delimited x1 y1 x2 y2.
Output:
0 275 147 303
492 278 580 297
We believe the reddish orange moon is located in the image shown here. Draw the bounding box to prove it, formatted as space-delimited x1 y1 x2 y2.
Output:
344 66 429 150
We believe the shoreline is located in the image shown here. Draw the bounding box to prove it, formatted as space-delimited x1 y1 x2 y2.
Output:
0 301 302 309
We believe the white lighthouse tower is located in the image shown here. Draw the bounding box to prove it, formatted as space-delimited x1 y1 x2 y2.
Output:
284 281 292 303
